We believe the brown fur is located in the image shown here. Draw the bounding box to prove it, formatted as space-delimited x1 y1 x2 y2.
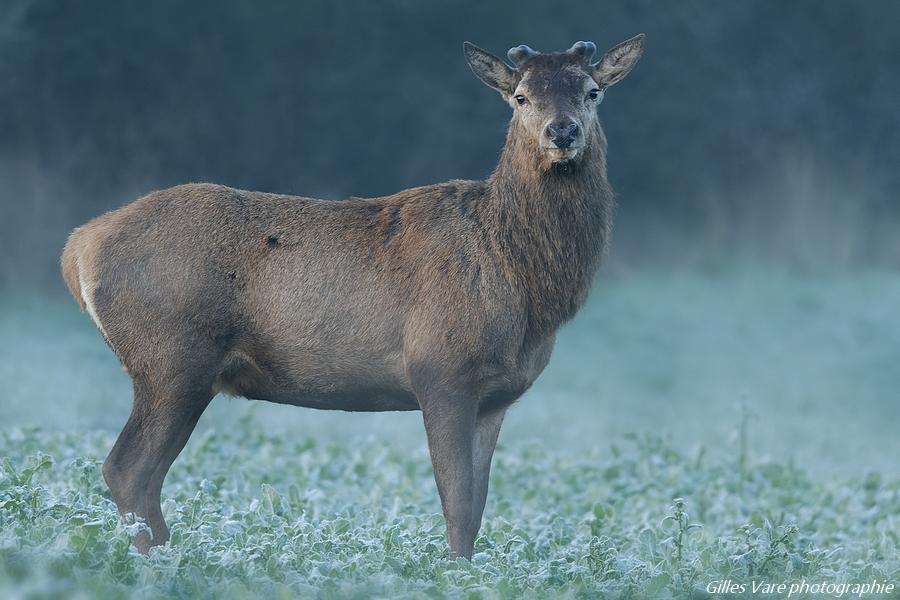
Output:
60 35 644 559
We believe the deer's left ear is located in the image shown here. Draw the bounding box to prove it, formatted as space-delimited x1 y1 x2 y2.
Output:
592 34 645 88
464 42 519 97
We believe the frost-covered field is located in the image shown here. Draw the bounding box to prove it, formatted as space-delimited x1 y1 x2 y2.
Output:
2 426 898 599
2 265 899 598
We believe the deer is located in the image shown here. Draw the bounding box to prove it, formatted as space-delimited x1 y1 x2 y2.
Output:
60 35 645 559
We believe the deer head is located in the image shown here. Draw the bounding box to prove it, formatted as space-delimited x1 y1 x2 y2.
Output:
464 34 645 166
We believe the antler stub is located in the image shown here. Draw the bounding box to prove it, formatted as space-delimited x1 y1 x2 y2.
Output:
507 44 539 67
567 41 597 62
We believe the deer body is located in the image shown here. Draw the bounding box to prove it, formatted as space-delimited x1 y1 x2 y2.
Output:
61 35 644 559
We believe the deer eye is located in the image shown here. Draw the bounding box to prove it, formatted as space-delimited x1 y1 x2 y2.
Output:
514 94 527 106
587 89 601 101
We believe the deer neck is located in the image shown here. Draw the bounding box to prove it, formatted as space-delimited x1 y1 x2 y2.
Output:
486 118 614 338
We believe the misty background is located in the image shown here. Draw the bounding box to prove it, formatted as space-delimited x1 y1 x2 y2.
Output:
1 1 898 475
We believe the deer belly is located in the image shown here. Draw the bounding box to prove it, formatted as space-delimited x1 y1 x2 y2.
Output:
212 346 417 411
264 384 420 412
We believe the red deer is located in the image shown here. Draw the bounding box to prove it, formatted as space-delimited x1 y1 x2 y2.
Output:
60 35 645 559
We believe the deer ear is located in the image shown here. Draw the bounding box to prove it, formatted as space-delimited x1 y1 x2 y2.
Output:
464 42 518 97
592 34 645 88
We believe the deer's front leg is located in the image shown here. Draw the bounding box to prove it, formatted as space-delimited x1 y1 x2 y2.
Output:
470 408 505 536
417 383 478 559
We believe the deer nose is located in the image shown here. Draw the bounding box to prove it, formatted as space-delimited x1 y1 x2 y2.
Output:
545 119 580 149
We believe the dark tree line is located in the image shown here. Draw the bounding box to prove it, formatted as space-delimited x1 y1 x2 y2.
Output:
1 0 899 287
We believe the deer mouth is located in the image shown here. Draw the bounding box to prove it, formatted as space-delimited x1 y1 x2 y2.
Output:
546 147 580 163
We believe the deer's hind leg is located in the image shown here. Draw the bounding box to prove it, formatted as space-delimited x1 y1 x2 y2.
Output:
102 351 217 554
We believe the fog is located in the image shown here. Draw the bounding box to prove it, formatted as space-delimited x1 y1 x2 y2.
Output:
2 0 899 285
1 1 898 476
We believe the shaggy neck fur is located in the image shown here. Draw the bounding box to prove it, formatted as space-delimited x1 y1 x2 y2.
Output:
485 117 614 339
